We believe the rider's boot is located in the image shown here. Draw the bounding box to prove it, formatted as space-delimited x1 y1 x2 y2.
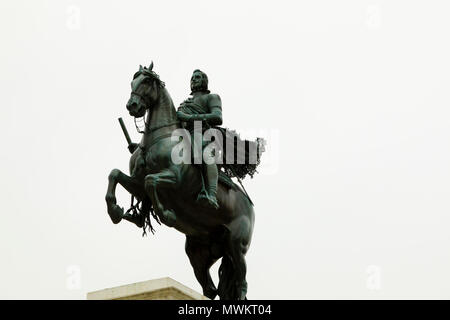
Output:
197 163 219 210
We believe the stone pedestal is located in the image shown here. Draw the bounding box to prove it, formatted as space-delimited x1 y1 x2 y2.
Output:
87 277 208 300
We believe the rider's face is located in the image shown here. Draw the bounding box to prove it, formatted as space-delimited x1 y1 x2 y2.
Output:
191 72 204 91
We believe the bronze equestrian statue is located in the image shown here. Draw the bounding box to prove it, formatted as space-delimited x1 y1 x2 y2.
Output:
105 62 264 300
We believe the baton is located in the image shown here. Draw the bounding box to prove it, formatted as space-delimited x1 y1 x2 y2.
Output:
118 117 132 146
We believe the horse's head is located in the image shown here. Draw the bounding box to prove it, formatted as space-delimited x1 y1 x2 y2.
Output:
126 62 165 118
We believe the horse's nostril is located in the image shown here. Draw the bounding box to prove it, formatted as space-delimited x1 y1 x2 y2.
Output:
127 102 136 110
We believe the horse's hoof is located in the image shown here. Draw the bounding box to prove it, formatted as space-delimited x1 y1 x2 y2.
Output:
123 213 144 228
204 288 218 300
108 204 123 224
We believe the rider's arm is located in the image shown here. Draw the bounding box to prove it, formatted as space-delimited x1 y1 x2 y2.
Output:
176 102 193 122
186 94 223 126
188 107 222 126
176 110 192 122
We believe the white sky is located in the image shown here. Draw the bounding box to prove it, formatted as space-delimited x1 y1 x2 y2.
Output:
1 0 450 299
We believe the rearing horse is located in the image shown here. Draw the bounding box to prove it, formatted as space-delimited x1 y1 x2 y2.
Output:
105 63 255 300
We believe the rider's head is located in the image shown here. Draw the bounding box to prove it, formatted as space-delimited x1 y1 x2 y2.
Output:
190 69 209 93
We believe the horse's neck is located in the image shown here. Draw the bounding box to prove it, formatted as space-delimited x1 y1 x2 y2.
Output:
143 88 179 143
147 88 177 127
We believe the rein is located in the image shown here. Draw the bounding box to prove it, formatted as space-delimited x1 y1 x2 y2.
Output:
131 91 152 107
147 120 180 133
136 110 180 153
140 132 175 152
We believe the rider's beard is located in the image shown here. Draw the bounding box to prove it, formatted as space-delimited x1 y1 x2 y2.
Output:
191 81 207 93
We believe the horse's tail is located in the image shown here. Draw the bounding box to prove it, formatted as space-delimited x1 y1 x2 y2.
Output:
126 195 161 236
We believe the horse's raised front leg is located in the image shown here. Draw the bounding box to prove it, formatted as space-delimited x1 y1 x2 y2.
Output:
144 168 178 227
105 168 146 225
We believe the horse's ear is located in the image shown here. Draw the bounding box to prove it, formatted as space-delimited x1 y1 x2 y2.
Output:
139 65 143 71
149 61 153 71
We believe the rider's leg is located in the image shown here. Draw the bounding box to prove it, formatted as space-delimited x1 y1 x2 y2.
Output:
206 162 219 204
197 141 220 209
197 162 219 209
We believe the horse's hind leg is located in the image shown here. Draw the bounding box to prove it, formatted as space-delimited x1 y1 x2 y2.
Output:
218 254 233 300
222 217 252 300
185 236 218 299
105 168 145 225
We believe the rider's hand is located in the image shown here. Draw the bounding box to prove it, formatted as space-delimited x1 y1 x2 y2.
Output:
128 143 139 154
177 111 192 122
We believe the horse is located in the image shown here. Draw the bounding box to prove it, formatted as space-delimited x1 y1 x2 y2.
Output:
105 62 255 300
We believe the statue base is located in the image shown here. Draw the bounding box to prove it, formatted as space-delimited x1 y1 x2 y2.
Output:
87 277 209 300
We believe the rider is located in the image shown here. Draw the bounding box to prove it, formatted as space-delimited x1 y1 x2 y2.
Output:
176 69 222 210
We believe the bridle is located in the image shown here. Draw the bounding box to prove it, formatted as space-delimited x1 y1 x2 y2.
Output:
130 90 153 108
130 84 156 134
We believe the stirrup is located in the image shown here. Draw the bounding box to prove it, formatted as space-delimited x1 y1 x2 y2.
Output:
197 192 219 210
